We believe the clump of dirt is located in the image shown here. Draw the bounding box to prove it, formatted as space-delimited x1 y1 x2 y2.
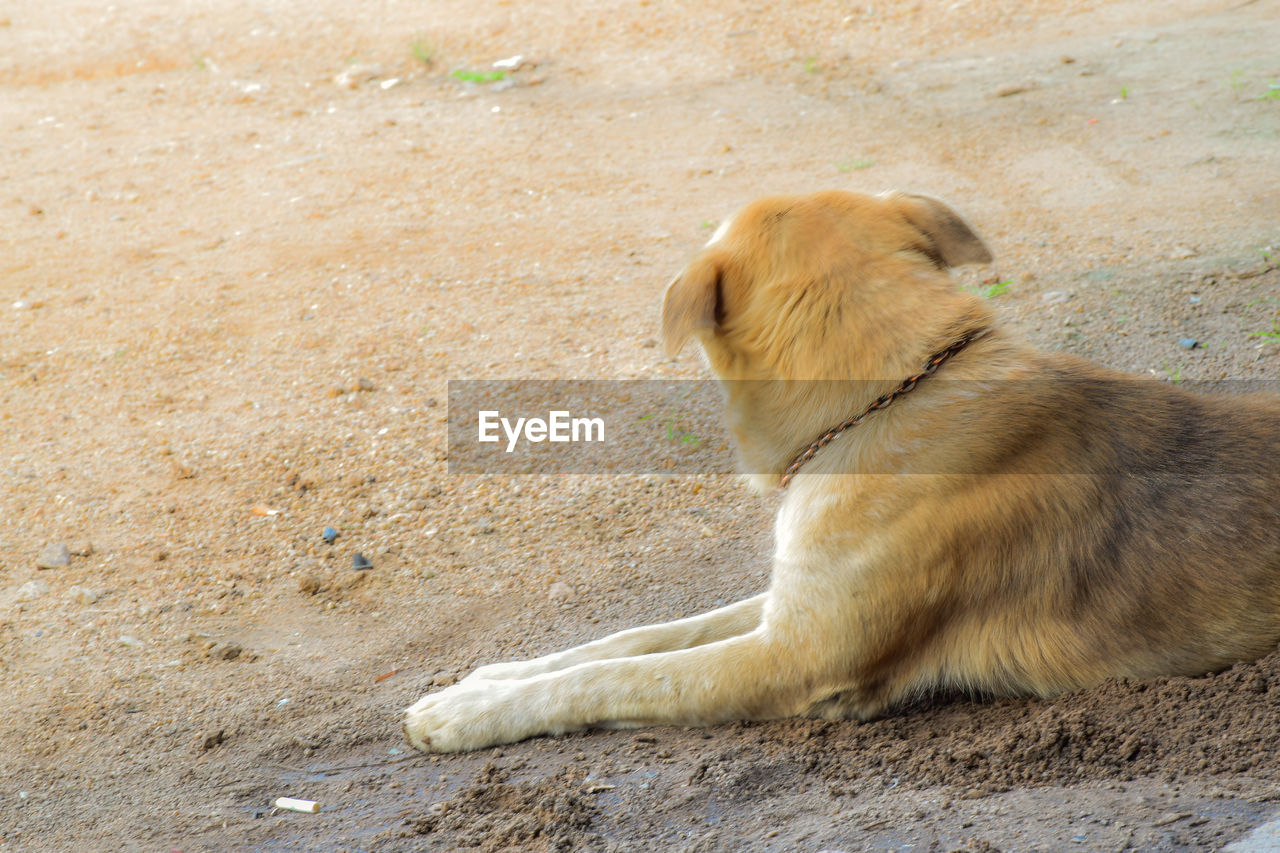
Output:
681 647 1280 798
407 763 604 852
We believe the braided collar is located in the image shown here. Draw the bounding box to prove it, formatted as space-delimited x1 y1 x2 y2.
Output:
777 335 979 490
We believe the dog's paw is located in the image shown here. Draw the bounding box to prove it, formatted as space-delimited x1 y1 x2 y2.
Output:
403 679 528 754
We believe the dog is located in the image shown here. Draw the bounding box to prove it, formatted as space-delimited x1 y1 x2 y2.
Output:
404 189 1280 753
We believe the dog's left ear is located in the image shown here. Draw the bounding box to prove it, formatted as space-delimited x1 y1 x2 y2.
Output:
661 249 726 356
890 193 993 267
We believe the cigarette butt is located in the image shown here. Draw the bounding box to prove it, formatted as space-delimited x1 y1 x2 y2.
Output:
274 797 321 814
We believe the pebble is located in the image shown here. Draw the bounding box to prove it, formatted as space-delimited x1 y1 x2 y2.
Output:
1153 811 1193 827
197 730 226 750
68 586 99 606
36 542 70 570
119 635 143 648
992 82 1035 98
322 526 339 544
208 642 244 660
17 580 50 601
1041 291 1072 304
352 552 373 571
493 54 527 70
333 64 384 89
1178 338 1199 349
1188 295 1202 305
548 581 575 601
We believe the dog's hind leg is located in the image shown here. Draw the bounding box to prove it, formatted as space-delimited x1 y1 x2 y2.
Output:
461 592 766 683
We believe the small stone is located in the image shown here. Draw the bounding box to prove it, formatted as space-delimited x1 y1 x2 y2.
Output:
36 542 70 570
1168 245 1198 260
1178 338 1199 349
1153 811 1192 827
333 64 384 89
119 635 143 648
356 377 375 392
16 580 50 601
69 541 95 557
297 575 323 595
209 642 243 660
322 526 339 544
352 552 373 571
492 54 528 70
68 586 99 606
197 730 225 750
992 82 1035 98
548 581 575 601
1041 291 1072 304
1188 295 1202 305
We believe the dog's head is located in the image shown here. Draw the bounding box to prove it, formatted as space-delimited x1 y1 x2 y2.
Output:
662 190 993 382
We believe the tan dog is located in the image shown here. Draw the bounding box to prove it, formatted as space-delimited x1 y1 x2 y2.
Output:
404 189 1280 753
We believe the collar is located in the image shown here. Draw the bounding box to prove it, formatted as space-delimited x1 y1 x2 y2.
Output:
777 334 980 490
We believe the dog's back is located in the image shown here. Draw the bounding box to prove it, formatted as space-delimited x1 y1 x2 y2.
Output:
844 355 1280 709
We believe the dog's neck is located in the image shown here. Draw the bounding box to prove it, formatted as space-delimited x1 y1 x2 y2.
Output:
720 323 1003 493
776 334 980 489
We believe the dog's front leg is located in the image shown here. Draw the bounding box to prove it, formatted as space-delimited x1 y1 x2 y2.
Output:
404 627 802 753
462 592 766 682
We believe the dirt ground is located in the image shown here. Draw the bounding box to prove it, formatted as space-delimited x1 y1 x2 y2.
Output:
2 0 1279 850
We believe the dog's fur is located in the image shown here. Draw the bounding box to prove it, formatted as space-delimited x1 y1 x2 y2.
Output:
404 189 1280 753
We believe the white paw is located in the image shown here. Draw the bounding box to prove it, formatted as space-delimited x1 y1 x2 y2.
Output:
403 679 529 753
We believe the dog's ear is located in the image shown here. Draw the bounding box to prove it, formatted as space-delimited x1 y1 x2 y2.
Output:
891 193 993 267
661 250 726 356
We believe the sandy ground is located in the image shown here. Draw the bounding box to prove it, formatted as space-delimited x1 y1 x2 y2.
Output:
2 0 1279 850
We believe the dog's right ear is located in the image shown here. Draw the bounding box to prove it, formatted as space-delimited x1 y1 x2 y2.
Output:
887 192 993 268
661 250 726 356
